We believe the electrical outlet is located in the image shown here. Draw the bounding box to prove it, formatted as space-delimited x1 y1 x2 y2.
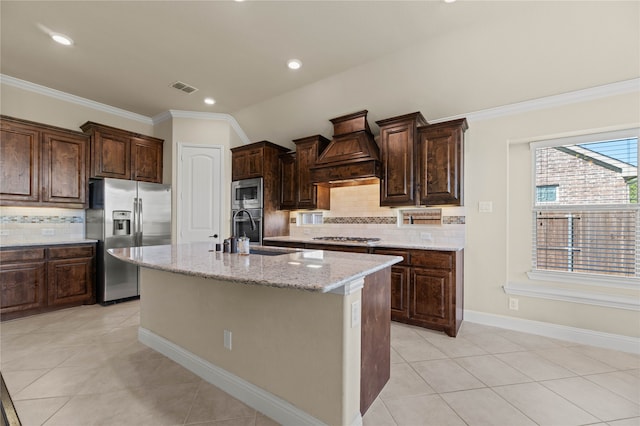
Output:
0 230 9 236
351 300 361 328
41 228 55 236
508 297 519 311
420 232 432 241
224 330 232 350
479 201 493 213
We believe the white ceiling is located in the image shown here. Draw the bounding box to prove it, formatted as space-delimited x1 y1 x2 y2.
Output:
1 0 535 118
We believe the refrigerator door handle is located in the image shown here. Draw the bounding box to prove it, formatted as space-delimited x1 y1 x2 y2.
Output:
138 198 143 246
133 197 139 246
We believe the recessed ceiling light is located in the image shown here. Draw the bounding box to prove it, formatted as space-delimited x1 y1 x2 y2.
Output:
444 0 457 3
287 59 302 70
51 33 73 46
204 98 215 105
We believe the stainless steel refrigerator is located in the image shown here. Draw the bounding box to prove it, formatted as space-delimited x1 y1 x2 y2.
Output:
86 178 171 304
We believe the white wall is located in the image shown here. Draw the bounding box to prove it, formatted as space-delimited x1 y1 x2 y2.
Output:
0 81 153 135
232 2 639 147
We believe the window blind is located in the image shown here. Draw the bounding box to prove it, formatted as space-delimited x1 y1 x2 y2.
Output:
532 136 638 279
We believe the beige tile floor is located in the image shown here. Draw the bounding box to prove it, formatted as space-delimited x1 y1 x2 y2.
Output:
1 300 639 426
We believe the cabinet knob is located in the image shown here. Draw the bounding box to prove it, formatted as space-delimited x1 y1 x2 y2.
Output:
209 234 218 238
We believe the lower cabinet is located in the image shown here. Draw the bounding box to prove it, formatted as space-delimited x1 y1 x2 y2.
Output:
377 248 463 337
1 243 95 320
263 239 464 337
390 266 409 319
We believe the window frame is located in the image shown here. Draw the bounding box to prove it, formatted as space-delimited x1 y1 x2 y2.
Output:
529 127 640 288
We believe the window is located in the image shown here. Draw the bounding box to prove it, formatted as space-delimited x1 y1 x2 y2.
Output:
532 130 639 280
299 212 323 225
536 185 558 203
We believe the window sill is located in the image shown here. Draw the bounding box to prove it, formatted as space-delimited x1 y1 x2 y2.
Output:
503 281 640 311
527 270 639 290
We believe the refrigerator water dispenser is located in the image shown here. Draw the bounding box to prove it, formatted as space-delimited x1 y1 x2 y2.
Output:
112 210 132 235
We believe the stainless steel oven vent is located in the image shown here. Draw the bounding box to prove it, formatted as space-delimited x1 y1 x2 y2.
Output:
170 81 198 94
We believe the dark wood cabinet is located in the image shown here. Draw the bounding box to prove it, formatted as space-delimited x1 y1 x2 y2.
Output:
41 130 88 206
376 112 427 206
232 145 265 181
376 113 467 207
0 116 89 208
46 245 95 307
370 248 411 321
0 243 96 320
375 248 462 337
0 118 40 203
279 151 297 210
418 118 468 206
131 136 163 182
264 239 464 337
231 141 290 239
293 135 330 210
81 121 164 183
0 248 47 315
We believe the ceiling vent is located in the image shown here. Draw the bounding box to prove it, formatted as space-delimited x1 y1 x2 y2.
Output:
170 81 198 94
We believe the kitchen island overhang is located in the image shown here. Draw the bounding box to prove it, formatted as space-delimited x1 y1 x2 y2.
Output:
109 243 401 426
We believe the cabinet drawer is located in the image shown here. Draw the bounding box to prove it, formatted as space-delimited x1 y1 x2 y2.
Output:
0 248 46 263
372 248 410 266
410 251 453 270
48 245 94 259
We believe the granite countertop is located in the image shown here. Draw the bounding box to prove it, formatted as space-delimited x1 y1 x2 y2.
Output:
108 242 402 293
262 236 464 252
0 239 99 249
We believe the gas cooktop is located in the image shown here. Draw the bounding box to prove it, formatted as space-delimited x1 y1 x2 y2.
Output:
312 236 381 244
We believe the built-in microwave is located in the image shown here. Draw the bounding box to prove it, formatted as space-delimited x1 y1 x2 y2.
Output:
231 178 263 210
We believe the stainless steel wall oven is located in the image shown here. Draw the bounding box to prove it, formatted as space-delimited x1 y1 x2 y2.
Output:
232 208 262 244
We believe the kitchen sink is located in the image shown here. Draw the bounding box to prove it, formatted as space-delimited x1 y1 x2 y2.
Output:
249 248 297 256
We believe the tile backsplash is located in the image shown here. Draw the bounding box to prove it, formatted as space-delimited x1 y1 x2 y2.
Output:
0 207 86 244
289 183 465 246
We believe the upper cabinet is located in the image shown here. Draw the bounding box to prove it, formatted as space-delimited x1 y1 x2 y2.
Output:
376 112 428 207
418 119 468 206
279 151 297 210
231 142 271 181
0 116 89 208
80 122 164 183
377 112 467 207
293 135 330 210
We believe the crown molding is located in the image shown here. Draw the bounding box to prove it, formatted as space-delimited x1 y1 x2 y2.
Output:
0 74 153 125
153 110 251 145
3 73 637 141
432 78 640 124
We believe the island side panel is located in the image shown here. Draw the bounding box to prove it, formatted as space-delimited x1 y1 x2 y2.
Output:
139 268 361 426
360 267 391 414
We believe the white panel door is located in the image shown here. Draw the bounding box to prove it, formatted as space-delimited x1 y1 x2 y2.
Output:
178 144 223 243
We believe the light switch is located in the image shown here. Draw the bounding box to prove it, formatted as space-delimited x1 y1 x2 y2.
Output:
479 201 493 213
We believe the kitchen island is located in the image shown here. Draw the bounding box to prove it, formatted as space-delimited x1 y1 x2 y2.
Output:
109 243 401 426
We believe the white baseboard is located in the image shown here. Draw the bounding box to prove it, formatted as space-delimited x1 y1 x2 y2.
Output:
138 327 344 426
464 310 640 355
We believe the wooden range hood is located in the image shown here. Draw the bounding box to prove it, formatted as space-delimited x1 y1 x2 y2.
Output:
309 110 381 187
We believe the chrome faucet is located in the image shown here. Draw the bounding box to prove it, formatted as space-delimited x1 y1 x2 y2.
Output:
232 209 256 236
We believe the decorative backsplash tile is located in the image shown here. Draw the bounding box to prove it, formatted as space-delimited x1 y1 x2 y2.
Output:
324 216 397 225
291 214 465 226
443 216 466 225
0 215 84 224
